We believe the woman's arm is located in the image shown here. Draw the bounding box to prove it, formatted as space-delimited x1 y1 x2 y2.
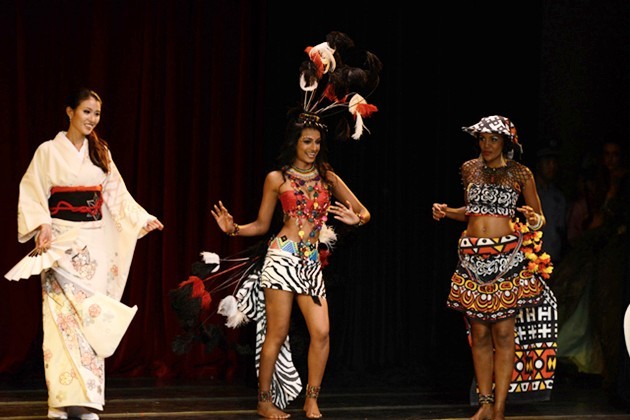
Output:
327 172 370 226
432 204 468 222
517 175 546 229
211 171 282 236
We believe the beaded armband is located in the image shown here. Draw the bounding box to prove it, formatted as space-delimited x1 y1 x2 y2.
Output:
526 214 544 230
228 223 240 236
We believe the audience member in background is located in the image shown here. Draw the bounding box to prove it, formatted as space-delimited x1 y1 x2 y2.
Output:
553 139 629 399
534 146 567 263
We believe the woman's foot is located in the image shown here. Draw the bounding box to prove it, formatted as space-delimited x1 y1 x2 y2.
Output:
66 406 99 420
257 401 290 418
492 406 506 420
47 407 68 419
257 389 289 418
303 384 322 418
303 399 322 418
470 403 493 420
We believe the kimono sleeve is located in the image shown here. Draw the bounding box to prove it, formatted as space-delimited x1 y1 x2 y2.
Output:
100 151 158 299
101 152 156 238
17 144 53 243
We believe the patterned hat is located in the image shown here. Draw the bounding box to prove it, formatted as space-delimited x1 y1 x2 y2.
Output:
462 115 522 155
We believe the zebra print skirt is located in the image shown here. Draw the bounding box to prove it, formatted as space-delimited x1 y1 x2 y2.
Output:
221 242 326 409
260 243 326 298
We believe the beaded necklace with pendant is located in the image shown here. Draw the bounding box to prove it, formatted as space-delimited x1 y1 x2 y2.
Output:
283 165 329 261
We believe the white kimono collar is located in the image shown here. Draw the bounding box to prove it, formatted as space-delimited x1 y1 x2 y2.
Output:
54 131 88 158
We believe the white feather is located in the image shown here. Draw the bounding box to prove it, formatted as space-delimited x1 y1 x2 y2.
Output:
349 94 370 140
319 224 337 250
299 74 318 92
218 295 237 316
352 114 364 140
200 251 220 273
218 295 249 328
309 41 336 73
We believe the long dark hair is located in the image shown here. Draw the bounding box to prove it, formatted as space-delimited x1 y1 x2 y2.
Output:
67 88 110 173
275 111 333 183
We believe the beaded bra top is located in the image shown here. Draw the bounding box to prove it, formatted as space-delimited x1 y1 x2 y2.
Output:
461 158 533 218
279 186 330 215
278 165 331 260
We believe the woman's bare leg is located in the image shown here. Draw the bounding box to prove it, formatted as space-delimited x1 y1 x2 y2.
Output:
490 317 515 420
257 289 294 418
469 320 494 420
296 295 330 419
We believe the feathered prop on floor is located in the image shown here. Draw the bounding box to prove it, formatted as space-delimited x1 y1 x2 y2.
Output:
169 242 267 354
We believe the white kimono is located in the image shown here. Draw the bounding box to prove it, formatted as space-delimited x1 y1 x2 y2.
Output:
17 131 156 411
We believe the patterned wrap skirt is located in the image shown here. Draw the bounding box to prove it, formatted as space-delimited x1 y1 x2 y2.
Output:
446 228 558 403
447 230 546 322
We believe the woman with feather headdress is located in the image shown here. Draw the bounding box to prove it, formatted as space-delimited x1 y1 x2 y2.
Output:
211 31 381 420
212 111 369 418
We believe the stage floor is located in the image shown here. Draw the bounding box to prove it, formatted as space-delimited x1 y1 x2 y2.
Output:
1 370 630 420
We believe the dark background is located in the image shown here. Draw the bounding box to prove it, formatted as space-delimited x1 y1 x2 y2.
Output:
0 0 628 393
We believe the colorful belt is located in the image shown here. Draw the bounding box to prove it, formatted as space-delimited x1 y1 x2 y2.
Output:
269 235 319 262
458 234 520 256
49 186 103 221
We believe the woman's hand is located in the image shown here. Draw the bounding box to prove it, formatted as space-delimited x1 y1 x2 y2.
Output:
517 205 543 228
211 200 235 234
328 200 361 225
144 218 164 232
432 203 447 221
35 223 52 251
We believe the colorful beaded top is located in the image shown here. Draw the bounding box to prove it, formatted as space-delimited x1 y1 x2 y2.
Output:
279 165 331 260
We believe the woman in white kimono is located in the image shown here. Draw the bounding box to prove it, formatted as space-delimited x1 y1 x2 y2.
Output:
15 88 163 420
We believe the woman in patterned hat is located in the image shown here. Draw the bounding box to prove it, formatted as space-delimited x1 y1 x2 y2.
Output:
432 115 557 420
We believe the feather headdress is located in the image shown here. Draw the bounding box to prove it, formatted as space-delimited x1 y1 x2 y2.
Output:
298 31 382 141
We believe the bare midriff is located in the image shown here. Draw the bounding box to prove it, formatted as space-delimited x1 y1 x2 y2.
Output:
466 214 514 238
276 217 320 243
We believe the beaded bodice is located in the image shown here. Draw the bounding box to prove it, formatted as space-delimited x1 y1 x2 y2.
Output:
461 158 533 218
279 165 331 260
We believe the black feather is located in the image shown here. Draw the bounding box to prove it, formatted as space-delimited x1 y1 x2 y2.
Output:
191 261 217 278
172 332 194 355
169 283 202 329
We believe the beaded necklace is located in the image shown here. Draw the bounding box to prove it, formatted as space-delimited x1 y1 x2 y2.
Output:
480 158 510 184
283 165 330 261
290 163 315 174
